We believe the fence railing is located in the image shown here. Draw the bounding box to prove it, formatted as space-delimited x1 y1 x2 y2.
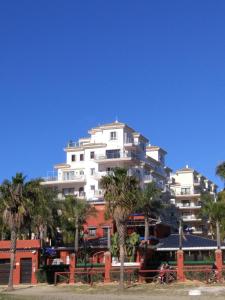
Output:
54 264 225 285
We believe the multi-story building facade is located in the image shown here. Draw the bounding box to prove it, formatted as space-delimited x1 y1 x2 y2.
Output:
41 121 178 241
170 165 217 236
42 121 171 202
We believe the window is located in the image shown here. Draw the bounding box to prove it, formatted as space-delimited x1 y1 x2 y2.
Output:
102 227 109 238
90 185 95 191
62 188 74 196
79 187 85 197
181 188 191 195
90 151 95 159
106 149 120 159
80 170 84 175
71 154 76 162
90 168 95 175
63 171 75 181
88 227 96 237
182 200 190 207
80 154 84 161
110 131 117 140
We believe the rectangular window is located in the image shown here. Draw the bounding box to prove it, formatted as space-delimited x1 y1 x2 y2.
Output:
102 227 109 238
71 154 76 162
80 154 84 161
88 228 96 237
90 185 95 191
110 131 117 140
90 168 95 175
63 171 75 181
182 200 190 207
62 188 74 196
181 188 191 195
90 151 95 159
106 149 120 159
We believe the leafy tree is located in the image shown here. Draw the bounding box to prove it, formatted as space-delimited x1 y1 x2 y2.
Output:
60 196 95 253
200 192 225 244
216 162 225 188
24 179 58 246
110 232 120 259
100 167 139 290
125 232 140 262
111 232 140 263
0 173 30 291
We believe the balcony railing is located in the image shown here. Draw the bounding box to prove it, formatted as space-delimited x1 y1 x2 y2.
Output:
175 190 201 196
44 175 85 182
43 176 58 182
58 191 86 200
182 215 201 221
67 141 80 148
177 201 202 207
95 151 139 160
62 175 85 181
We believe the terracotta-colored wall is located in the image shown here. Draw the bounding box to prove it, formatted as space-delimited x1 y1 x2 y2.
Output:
0 240 40 249
84 204 113 238
0 240 40 285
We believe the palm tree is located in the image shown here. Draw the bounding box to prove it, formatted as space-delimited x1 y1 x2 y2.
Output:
24 179 57 246
0 173 29 291
137 182 162 242
61 196 95 253
100 168 139 290
200 192 225 246
216 162 225 188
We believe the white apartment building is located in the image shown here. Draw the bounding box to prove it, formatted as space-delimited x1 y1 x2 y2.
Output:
170 166 217 236
42 121 171 202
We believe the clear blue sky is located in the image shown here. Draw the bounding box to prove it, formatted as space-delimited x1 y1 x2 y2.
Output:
0 1 224 188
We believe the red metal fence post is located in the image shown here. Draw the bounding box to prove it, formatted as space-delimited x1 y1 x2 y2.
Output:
177 250 185 282
104 251 111 283
69 253 76 284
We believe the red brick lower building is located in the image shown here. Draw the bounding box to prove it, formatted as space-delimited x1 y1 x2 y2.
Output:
0 240 40 285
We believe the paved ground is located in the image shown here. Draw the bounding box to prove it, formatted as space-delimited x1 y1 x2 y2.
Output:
2 283 225 300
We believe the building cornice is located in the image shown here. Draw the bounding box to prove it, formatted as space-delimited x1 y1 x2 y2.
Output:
146 145 167 155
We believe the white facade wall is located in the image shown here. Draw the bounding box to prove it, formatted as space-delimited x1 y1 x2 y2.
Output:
42 122 171 201
170 167 217 235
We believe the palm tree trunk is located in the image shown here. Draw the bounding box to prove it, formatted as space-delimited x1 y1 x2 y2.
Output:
116 219 126 290
216 220 221 249
7 228 17 291
143 216 149 267
144 216 149 241
74 220 79 253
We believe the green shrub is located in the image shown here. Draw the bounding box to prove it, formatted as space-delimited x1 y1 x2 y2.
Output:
35 269 47 283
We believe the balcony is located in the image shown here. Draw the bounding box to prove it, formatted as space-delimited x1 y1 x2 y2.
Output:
67 141 81 148
95 151 139 163
182 215 202 221
176 203 202 209
175 191 201 197
57 191 86 200
42 175 86 185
